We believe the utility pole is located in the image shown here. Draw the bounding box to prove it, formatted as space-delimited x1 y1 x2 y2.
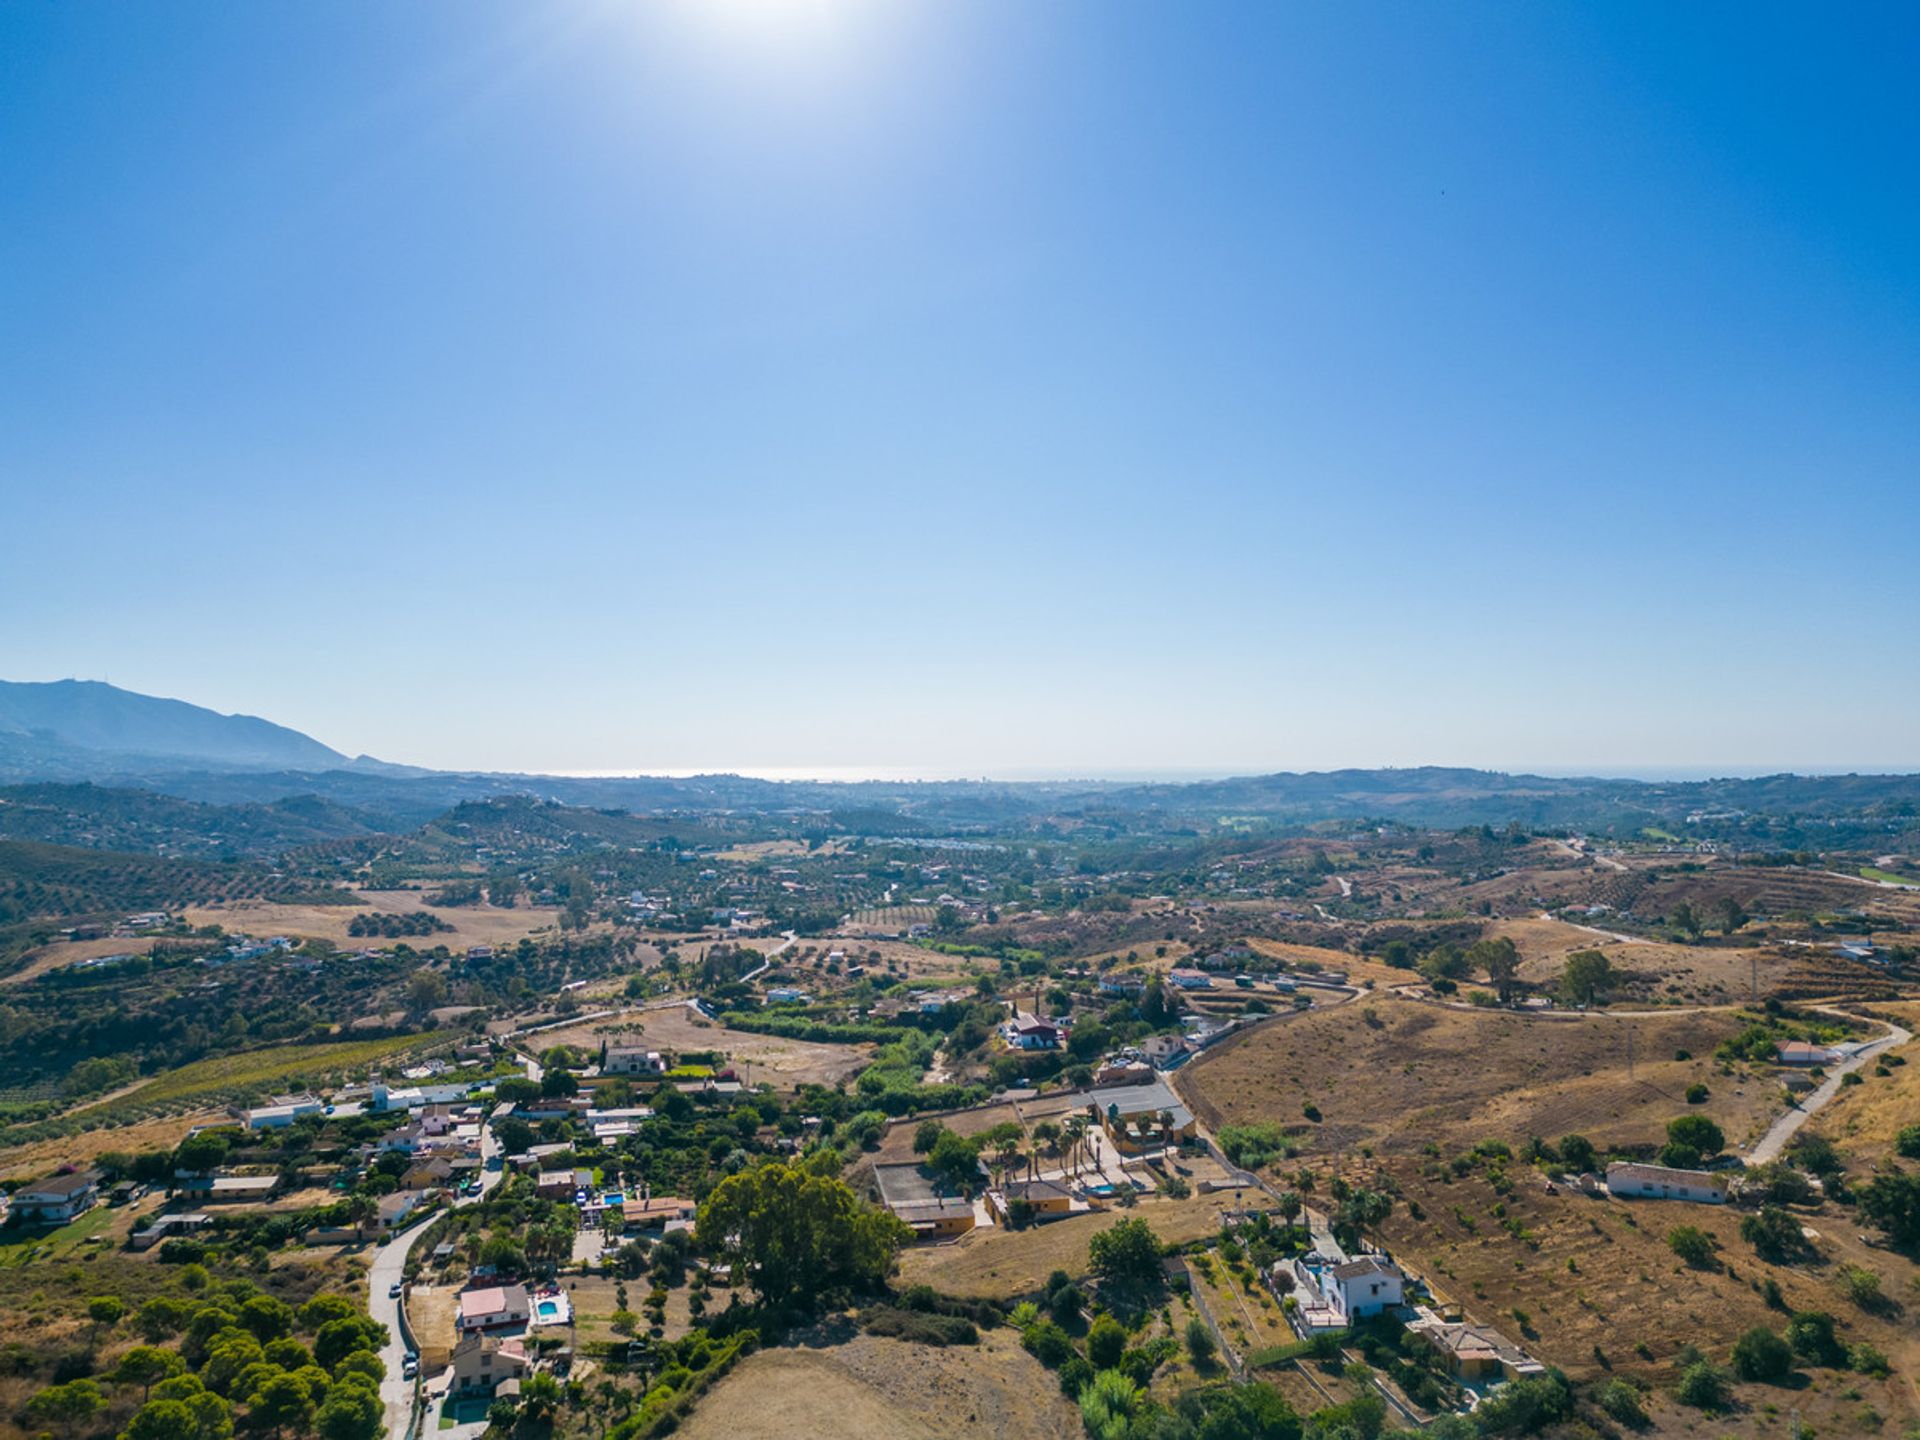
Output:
1627 1023 1634 1082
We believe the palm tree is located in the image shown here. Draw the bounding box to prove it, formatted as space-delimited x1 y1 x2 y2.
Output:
1063 1117 1088 1181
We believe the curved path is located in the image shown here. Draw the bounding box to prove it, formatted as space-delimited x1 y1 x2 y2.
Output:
1746 1008 1913 1164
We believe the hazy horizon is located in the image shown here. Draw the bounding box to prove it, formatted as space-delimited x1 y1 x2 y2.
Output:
4 3 1916 776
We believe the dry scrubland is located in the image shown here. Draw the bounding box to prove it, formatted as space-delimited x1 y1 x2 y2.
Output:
1183 998 1781 1156
182 889 561 947
1491 916 1794 1003
672 1328 1079 1440
894 1190 1255 1299
1373 1164 1920 1433
1809 1001 1920 1161
0 1109 217 1182
2 935 160 986
533 1004 871 1088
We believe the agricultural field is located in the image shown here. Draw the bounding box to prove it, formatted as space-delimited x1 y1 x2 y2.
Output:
845 904 941 934
1180 997 1785 1159
672 1328 1080 1440
0 934 162 986
532 1003 872 1088
71 1030 447 1120
182 889 561 948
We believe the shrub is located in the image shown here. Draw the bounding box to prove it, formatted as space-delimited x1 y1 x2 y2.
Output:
1020 1319 1075 1368
1674 1359 1729 1410
1595 1378 1648 1429
1184 1317 1216 1366
1684 1083 1709 1104
1848 1343 1890 1377
1667 1225 1716 1268
1741 1206 1808 1262
1086 1316 1127 1369
1731 1326 1794 1382
1895 1125 1920 1160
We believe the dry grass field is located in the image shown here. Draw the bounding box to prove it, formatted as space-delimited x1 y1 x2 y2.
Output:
1 935 161 986
1490 916 1793 1004
1244 937 1405 988
1181 997 1783 1158
0 1108 220 1181
1809 1001 1920 1162
673 1329 1080 1440
182 889 562 948
1373 1161 1920 1432
532 1003 871 1087
894 1190 1254 1299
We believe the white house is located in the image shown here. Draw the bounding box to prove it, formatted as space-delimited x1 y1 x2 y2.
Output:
1324 1257 1404 1322
1604 1161 1727 1204
603 1047 665 1077
457 1284 532 1333
1775 1041 1841 1067
241 1094 326 1130
12 1171 100 1224
1167 969 1214 990
447 1334 529 1397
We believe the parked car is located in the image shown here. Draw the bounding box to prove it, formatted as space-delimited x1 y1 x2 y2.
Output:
388 1282 404 1299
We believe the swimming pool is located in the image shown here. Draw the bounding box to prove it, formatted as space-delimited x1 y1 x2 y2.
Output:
536 1300 562 1320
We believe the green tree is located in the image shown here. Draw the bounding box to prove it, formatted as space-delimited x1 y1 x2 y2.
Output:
1184 1316 1218 1367
1785 1311 1844 1367
1895 1125 1920 1160
174 1132 230 1175
314 1317 389 1372
123 1399 199 1440
1559 951 1613 1006
24 1379 106 1439
1088 1217 1162 1293
1086 1315 1126 1369
237 1295 294 1343
249 1373 317 1437
329 1351 384 1387
1469 937 1522 1003
137 1296 195 1341
1856 1169 1920 1245
695 1159 907 1312
117 1346 188 1400
314 1382 383 1440
1673 1360 1728 1410
1557 1134 1597 1172
1079 1369 1142 1440
1666 1114 1724 1158
1731 1326 1793 1382
295 1294 359 1331
1667 1225 1716 1268
1719 896 1748 934
1741 1205 1808 1262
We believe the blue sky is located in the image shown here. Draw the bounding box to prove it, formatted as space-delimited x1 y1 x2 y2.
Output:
3 2 1916 778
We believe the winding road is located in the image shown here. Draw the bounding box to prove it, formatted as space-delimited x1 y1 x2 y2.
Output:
370 1119 505 1440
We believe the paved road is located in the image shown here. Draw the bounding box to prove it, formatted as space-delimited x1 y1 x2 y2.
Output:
1747 1011 1913 1164
370 1121 504 1440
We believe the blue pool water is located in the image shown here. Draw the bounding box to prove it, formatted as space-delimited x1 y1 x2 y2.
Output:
537 1301 561 1320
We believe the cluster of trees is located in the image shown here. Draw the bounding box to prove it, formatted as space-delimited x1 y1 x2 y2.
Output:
345 910 451 938
18 1282 387 1440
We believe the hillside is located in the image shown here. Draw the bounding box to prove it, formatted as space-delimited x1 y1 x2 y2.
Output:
0 678 347 775
0 782 385 857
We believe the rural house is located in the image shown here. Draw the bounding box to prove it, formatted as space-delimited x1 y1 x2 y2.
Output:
12 1171 100 1224
457 1284 533 1333
447 1334 530 1397
1604 1161 1727 1204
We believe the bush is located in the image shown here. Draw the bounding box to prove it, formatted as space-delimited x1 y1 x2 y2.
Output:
1741 1206 1808 1262
1731 1326 1794 1382
1595 1378 1648 1429
1184 1317 1217 1366
1895 1125 1920 1160
1674 1359 1729 1410
1086 1316 1126 1369
1785 1311 1844 1367
1057 1354 1094 1398
1685 1083 1710 1104
858 1306 977 1347
1021 1320 1075 1368
1667 1225 1716 1268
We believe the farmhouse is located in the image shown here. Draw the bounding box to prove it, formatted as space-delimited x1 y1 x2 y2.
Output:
872 1162 977 1240
12 1171 100 1224
1280 1254 1406 1330
620 1196 697 1232
192 1173 283 1204
1005 1014 1064 1050
241 1094 325 1129
378 1190 427 1230
996 1178 1075 1222
1405 1313 1545 1382
447 1334 529 1397
1167 969 1214 990
1775 1040 1841 1066
1087 1076 1197 1152
1604 1161 1727 1204
457 1283 533 1333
